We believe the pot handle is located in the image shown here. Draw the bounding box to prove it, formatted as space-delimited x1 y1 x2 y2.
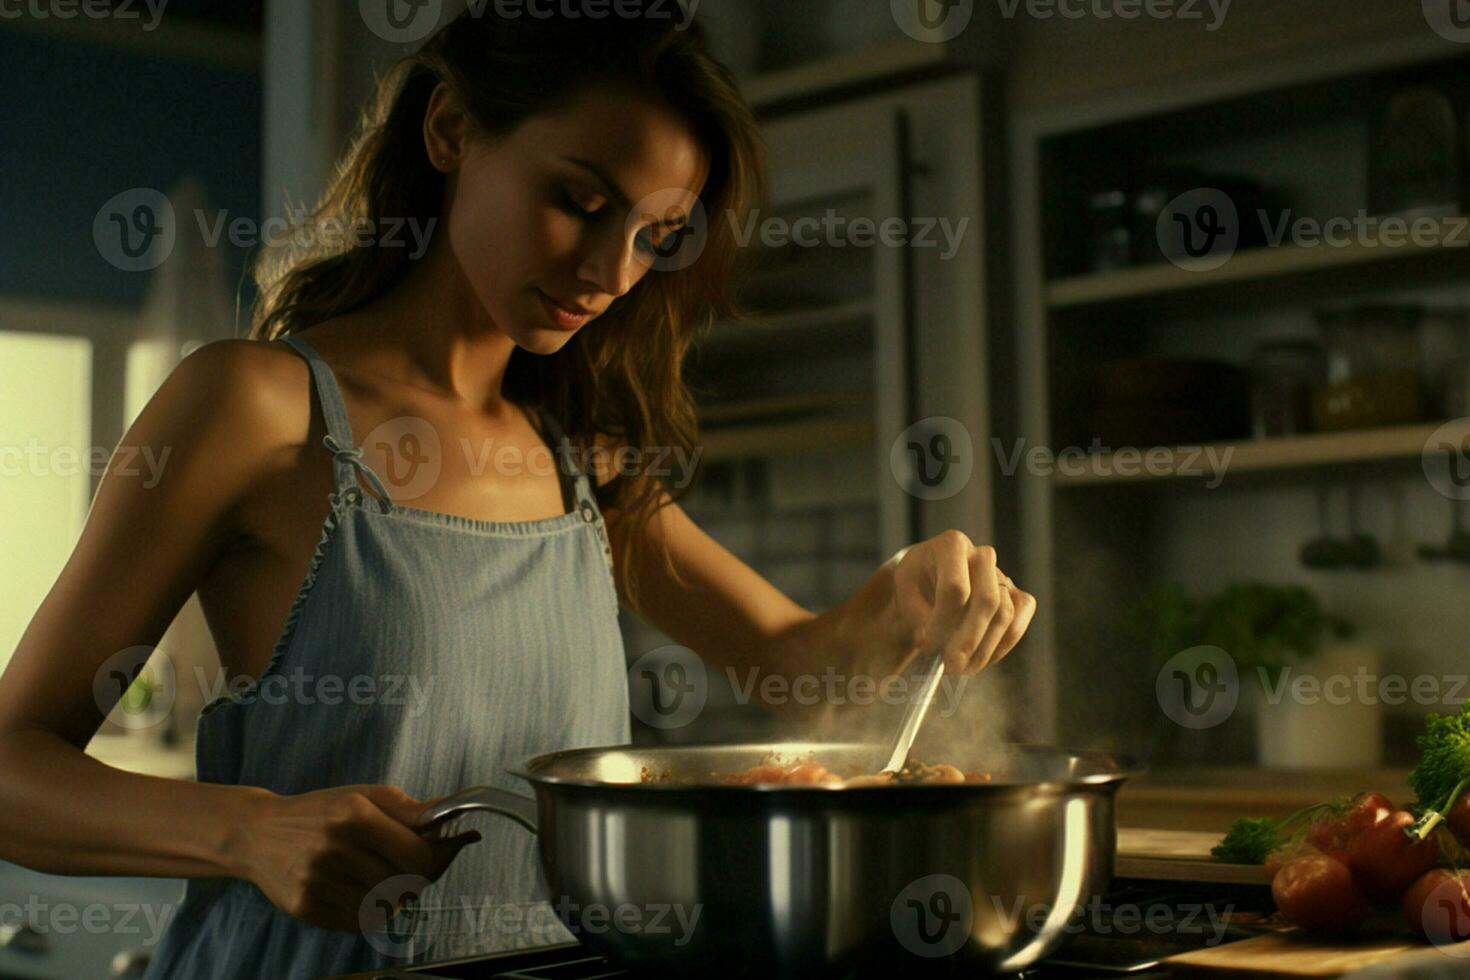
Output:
418 786 539 834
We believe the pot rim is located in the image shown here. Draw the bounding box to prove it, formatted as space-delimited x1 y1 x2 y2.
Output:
509 740 1147 797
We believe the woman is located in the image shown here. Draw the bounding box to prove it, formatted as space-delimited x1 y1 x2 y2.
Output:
0 8 1035 979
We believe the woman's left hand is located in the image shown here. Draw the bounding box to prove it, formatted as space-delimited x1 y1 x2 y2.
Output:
888 530 1037 676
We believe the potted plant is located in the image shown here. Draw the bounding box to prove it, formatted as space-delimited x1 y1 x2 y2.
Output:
1134 582 1377 769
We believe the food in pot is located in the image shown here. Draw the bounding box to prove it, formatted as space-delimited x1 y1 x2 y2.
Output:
636 753 992 787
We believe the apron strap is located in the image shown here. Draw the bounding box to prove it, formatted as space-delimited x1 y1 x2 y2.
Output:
279 334 396 512
536 409 602 524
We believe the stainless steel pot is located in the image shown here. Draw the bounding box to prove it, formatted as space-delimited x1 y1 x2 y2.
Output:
421 741 1143 978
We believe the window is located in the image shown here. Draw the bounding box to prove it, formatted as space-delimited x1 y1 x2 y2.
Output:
0 332 93 671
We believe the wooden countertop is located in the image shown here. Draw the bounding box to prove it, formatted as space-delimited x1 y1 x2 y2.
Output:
1117 766 1414 833
1117 827 1265 883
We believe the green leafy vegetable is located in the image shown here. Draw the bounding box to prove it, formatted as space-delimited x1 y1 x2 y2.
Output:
1409 703 1470 840
1211 801 1340 864
1212 817 1281 864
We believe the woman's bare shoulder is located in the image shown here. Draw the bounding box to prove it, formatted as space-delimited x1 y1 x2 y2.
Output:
176 335 305 382
123 338 321 500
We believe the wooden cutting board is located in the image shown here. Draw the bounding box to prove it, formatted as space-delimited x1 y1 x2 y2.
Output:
1115 829 1470 975
1165 923 1470 976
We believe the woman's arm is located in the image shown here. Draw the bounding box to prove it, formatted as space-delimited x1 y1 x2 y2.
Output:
0 342 460 931
0 341 284 878
606 487 1037 715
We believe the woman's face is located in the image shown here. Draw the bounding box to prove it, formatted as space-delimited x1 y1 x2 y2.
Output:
434 84 711 355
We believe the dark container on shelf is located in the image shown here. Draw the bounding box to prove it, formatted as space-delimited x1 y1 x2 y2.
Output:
1310 305 1427 432
1087 357 1253 448
1369 85 1463 218
1086 188 1135 273
1250 340 1328 439
1134 170 1281 267
1132 168 1202 267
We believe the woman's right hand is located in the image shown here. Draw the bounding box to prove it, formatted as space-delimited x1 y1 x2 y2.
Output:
231 784 481 933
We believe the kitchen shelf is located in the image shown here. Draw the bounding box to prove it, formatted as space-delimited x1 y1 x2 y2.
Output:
744 39 948 108
1014 41 1470 762
1047 219 1470 314
1053 420 1470 487
699 298 874 359
700 388 872 426
699 416 875 462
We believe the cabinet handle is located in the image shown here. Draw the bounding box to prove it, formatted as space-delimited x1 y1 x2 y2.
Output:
0 921 49 954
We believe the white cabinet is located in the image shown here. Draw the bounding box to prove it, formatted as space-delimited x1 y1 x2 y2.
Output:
625 73 1000 740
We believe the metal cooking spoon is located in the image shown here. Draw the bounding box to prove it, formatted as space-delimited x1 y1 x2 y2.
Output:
879 649 948 776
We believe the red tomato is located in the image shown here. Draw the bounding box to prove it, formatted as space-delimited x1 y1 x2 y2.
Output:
1265 841 1322 882
782 761 841 785
1345 810 1440 900
1402 869 1470 946
1342 791 1394 835
723 764 792 785
1271 854 1370 932
1306 792 1393 863
1447 792 1470 851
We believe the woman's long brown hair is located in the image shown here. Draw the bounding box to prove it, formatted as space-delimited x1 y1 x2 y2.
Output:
248 8 767 607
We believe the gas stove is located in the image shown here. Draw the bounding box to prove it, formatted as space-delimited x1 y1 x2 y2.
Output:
346 879 1276 979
